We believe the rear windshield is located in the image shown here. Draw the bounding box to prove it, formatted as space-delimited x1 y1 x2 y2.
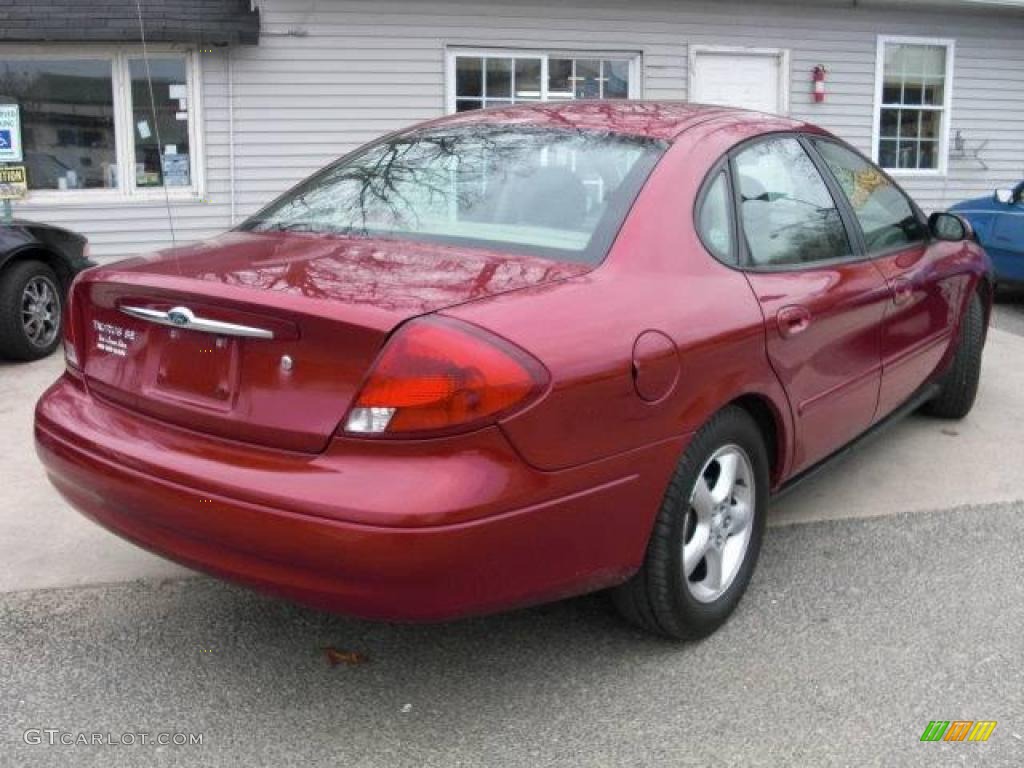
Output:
240 125 665 264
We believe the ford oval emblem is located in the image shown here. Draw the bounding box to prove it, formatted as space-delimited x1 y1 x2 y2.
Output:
167 306 194 327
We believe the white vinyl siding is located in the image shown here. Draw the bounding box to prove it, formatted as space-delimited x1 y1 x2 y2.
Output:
6 0 1024 259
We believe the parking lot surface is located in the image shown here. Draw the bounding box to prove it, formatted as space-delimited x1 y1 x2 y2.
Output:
2 503 1021 768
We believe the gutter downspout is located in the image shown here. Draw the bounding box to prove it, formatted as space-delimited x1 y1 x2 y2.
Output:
228 46 237 226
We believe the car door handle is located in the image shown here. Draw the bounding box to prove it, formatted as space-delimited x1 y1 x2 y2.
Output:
777 305 811 338
892 277 913 306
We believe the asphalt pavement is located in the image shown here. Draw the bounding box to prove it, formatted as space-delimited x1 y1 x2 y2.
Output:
1 503 1021 768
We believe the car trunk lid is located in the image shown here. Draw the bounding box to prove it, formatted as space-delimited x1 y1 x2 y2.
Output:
73 232 588 453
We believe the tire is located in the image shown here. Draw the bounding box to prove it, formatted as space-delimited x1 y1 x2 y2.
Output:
923 292 984 420
0 260 63 362
612 406 769 640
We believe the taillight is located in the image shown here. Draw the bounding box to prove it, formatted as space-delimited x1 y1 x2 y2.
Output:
343 317 547 437
63 277 82 373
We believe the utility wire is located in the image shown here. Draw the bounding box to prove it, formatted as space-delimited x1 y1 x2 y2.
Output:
133 0 178 251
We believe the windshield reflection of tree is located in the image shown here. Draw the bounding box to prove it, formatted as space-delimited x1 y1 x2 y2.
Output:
220 122 661 307
255 126 611 237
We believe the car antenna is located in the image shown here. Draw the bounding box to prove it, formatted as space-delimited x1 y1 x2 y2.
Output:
133 0 180 266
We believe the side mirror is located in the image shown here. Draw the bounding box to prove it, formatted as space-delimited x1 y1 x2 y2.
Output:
929 211 973 242
994 188 1014 205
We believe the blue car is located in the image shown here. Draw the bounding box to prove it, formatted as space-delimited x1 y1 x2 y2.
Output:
950 181 1024 286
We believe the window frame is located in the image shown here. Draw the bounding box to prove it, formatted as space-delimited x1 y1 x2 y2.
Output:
0 43 205 205
871 35 955 178
444 48 642 114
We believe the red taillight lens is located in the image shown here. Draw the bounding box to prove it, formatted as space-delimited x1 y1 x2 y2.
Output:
62 278 82 373
344 317 547 436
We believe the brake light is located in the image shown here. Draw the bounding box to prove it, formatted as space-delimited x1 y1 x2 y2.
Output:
344 317 547 436
63 279 82 374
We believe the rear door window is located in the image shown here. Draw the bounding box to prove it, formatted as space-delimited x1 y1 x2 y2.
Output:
811 140 927 254
733 137 853 268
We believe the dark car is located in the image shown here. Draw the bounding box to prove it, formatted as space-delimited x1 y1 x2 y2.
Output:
949 181 1024 286
35 103 990 639
0 220 93 360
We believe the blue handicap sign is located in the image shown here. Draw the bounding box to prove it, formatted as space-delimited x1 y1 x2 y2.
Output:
0 130 10 149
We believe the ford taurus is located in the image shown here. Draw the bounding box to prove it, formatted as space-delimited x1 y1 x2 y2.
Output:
34 103 990 639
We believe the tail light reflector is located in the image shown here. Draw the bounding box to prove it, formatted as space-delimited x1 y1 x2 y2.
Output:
63 278 82 374
344 317 547 437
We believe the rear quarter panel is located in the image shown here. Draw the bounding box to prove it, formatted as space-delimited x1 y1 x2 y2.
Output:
445 119 795 482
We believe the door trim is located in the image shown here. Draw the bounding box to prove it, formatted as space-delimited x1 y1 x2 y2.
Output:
797 362 883 416
882 327 952 372
688 45 791 115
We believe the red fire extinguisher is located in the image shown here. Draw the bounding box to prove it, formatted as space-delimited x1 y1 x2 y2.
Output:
812 65 827 103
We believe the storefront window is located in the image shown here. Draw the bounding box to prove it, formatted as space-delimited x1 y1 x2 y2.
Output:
129 58 191 188
0 48 199 199
0 58 117 191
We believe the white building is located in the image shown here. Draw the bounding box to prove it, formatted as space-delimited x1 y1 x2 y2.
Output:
2 0 1022 260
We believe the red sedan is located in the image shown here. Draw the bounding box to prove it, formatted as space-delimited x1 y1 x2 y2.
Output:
35 103 990 639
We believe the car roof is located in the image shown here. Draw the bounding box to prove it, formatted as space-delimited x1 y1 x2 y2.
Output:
424 100 815 142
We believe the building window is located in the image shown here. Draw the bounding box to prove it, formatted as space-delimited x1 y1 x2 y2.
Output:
0 47 201 199
873 37 954 174
129 57 194 189
447 50 639 113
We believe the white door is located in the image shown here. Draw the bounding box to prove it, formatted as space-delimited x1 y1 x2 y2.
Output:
690 47 789 114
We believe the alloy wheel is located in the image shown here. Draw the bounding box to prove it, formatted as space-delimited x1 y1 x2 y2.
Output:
21 275 61 349
683 444 756 603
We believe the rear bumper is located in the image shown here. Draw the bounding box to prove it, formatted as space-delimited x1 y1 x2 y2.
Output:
35 374 685 621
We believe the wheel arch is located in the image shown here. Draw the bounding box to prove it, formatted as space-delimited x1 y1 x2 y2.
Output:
727 392 789 489
974 272 993 341
0 246 75 291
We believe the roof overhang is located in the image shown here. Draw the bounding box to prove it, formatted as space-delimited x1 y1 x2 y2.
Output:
0 0 260 47
800 0 1024 12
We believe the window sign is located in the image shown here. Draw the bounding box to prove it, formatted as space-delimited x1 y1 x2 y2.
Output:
0 165 27 199
161 153 190 187
0 52 199 197
0 104 23 163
